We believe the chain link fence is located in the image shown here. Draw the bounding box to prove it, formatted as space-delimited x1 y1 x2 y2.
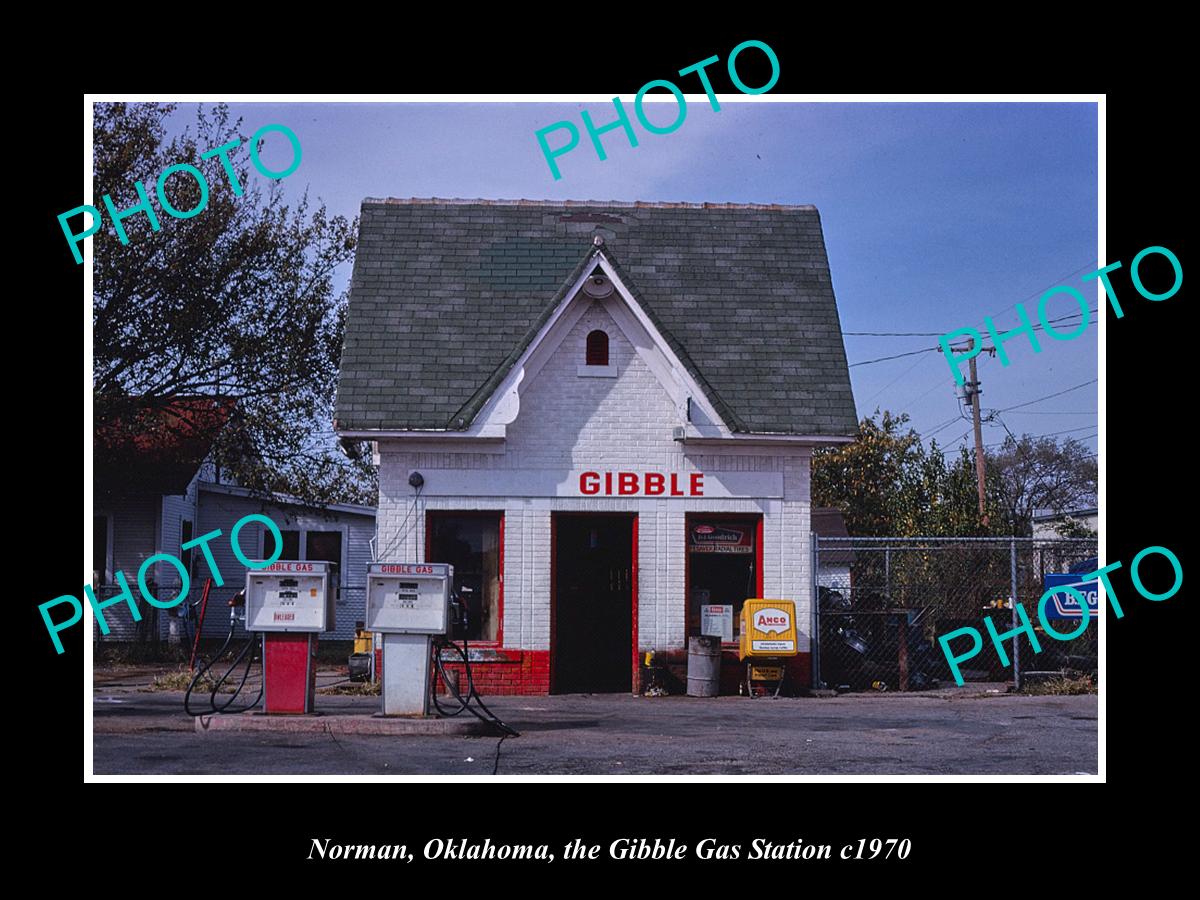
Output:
813 537 1098 692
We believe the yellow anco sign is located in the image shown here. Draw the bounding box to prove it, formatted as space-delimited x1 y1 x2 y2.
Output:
738 599 799 660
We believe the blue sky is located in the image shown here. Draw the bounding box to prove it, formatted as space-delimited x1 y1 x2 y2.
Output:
166 100 1098 456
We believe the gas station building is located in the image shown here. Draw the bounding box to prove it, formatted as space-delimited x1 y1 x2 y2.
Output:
334 199 857 694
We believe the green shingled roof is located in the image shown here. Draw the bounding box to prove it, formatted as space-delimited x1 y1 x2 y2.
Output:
334 199 858 436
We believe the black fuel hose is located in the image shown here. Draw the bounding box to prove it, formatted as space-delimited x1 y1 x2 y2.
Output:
430 635 519 737
184 627 262 716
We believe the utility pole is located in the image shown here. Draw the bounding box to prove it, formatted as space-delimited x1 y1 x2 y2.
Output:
963 338 992 527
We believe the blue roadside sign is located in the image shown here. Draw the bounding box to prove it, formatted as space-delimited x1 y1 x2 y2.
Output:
1042 573 1099 620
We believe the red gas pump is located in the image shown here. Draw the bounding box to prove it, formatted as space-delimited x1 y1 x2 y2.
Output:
244 561 335 714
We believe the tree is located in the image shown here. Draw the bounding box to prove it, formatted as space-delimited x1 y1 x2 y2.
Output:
986 434 1097 535
92 103 374 506
1051 516 1098 539
812 410 1097 538
812 410 1000 537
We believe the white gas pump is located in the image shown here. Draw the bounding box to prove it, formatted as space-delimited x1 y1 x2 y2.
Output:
245 561 334 714
365 562 453 716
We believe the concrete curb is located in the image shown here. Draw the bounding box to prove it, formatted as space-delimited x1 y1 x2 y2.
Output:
95 719 195 734
193 713 492 736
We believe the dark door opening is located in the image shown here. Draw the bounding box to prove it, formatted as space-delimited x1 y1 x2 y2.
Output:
552 514 634 694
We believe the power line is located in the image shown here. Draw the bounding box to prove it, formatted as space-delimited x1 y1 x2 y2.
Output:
843 261 1098 339
846 306 1096 338
993 379 1098 413
979 261 1099 326
862 351 930 405
847 308 1097 368
849 346 937 367
846 330 947 336
861 264 1100 415
921 415 967 439
1000 409 1099 416
891 336 998 417
984 424 1098 447
947 427 974 447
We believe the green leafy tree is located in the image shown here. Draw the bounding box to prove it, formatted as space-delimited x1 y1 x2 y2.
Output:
91 102 374 506
1052 517 1098 539
813 410 1096 538
812 410 1001 537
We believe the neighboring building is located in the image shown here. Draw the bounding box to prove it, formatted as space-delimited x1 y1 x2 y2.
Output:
812 507 854 596
1032 507 1098 540
1032 506 1098 576
93 399 376 643
94 398 231 643
334 198 858 694
190 483 376 641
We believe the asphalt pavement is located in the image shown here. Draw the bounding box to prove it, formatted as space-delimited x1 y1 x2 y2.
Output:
91 670 1097 776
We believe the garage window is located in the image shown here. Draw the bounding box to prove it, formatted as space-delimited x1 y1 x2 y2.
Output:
261 528 343 585
428 512 503 643
263 528 301 561
686 515 763 642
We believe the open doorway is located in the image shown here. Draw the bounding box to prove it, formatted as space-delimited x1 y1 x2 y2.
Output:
686 515 763 644
551 514 635 693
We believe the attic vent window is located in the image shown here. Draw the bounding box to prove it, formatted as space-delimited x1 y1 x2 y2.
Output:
585 330 609 366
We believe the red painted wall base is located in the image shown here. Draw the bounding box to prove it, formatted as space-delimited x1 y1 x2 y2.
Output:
433 649 550 696
378 646 812 697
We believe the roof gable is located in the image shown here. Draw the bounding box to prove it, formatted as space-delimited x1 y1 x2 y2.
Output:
463 246 729 440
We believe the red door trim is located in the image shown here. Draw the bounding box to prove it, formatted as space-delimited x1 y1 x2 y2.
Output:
549 512 559 693
756 515 765 597
631 514 639 695
424 509 505 647
683 512 766 646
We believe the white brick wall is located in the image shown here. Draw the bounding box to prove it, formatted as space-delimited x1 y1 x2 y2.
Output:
375 298 815 654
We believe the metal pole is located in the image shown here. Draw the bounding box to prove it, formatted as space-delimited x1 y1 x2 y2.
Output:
885 548 891 606
1010 537 1020 692
812 532 821 690
968 344 989 527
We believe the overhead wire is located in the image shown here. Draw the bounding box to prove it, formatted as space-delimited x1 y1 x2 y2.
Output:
1000 409 1099 415
983 424 1098 446
861 350 931 405
993 379 1098 413
847 308 1098 368
877 261 1100 416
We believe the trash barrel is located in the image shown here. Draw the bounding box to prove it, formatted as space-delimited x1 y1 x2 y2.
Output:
687 635 722 697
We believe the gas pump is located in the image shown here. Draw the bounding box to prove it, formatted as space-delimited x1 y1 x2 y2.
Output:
738 598 799 698
365 563 452 716
366 562 518 736
244 560 334 714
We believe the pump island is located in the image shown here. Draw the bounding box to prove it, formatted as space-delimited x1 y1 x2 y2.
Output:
332 199 858 695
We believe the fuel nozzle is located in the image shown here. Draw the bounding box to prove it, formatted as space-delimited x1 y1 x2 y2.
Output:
227 588 247 624
451 585 473 630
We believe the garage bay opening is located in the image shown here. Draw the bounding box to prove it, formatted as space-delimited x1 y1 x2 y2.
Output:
552 514 635 693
